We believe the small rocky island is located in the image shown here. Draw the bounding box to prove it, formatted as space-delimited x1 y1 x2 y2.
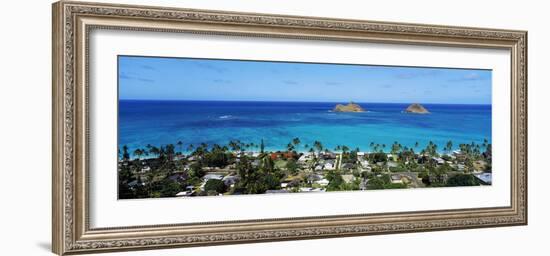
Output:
404 103 430 114
333 102 365 112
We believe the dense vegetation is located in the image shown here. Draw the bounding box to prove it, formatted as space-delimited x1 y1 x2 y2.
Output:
118 138 492 199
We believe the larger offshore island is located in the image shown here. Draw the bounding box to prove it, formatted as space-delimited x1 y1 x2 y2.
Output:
118 103 492 199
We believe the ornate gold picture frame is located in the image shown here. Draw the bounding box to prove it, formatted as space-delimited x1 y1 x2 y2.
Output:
52 1 527 255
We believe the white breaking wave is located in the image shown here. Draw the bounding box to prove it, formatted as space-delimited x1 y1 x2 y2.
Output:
219 115 233 119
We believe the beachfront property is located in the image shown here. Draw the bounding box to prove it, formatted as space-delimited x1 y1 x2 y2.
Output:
117 138 492 199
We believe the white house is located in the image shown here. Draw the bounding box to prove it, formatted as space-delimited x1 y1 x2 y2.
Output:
432 157 445 165
314 178 330 186
323 161 335 170
298 153 314 162
140 166 151 173
175 191 193 197
203 174 224 181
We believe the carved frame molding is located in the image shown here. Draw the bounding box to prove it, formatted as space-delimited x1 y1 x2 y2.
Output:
52 1 527 255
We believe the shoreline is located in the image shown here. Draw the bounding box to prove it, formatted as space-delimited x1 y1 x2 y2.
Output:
121 140 491 158
121 145 488 161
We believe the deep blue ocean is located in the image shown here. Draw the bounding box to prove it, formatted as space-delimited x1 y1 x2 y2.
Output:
118 100 491 155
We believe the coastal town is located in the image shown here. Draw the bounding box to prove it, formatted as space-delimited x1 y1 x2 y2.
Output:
118 138 492 199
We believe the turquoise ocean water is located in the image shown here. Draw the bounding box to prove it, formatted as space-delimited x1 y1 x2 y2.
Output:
118 100 491 155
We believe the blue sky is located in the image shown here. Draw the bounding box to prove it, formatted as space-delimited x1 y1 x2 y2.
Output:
118 56 492 104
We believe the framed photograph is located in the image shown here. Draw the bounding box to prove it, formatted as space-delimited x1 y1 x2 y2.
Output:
52 1 527 255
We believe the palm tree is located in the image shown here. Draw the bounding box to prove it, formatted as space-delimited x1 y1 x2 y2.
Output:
414 141 419 149
424 141 439 157
313 140 323 154
149 146 160 158
122 145 130 161
164 146 172 160
176 141 183 154
193 144 206 157
133 148 144 160
236 141 245 152
228 140 241 152
146 171 156 195
259 153 274 172
286 143 295 152
292 137 301 147
341 145 349 154
391 141 402 155
187 144 194 152
165 144 175 161
482 138 489 150
445 140 453 154
260 139 265 153
212 144 222 151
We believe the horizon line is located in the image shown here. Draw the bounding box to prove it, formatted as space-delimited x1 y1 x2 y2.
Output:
118 98 492 105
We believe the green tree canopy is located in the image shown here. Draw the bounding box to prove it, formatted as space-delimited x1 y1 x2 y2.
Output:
286 159 299 175
160 179 182 197
204 179 226 193
446 174 481 187
370 152 388 163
